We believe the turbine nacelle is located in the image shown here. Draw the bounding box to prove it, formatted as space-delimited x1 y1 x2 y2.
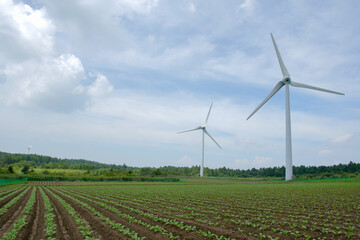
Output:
282 76 291 84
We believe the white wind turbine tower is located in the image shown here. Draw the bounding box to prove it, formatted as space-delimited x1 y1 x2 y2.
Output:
247 33 344 181
25 145 32 153
177 103 222 177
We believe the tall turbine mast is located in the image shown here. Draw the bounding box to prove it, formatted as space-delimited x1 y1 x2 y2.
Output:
177 102 222 177
247 33 344 181
25 145 32 153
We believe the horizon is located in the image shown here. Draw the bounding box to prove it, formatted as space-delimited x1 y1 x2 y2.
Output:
1 151 357 172
0 0 359 170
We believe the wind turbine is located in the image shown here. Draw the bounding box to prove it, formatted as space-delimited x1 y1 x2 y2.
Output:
25 145 32 153
177 102 222 177
247 33 344 181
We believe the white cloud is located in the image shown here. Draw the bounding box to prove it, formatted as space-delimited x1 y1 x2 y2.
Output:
0 54 86 111
87 73 114 97
114 36 215 70
234 156 273 169
237 0 255 14
188 3 196 13
114 0 159 15
0 0 358 169
332 133 352 144
318 149 332 155
177 155 193 166
253 156 272 165
0 0 54 63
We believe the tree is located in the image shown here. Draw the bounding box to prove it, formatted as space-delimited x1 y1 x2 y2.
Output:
8 166 14 174
21 165 30 174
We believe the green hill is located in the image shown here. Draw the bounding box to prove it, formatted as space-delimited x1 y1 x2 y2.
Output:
0 151 359 181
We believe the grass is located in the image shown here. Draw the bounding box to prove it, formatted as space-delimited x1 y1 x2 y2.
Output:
32 168 88 175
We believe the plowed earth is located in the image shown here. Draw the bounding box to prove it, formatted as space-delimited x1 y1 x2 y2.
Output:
1 181 359 240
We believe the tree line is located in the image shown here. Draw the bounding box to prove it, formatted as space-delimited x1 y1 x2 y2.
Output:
0 151 359 179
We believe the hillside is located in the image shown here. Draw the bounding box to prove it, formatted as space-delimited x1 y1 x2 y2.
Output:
0 151 359 180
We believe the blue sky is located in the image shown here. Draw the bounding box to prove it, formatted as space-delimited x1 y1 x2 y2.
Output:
0 0 359 170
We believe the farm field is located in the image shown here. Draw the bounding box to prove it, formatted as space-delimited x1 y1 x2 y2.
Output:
0 179 359 239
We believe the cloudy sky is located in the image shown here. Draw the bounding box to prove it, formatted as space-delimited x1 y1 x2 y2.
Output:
0 0 359 170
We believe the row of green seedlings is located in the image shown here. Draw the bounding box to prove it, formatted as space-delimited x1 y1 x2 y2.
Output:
0 186 23 196
231 216 360 239
65 187 219 224
0 187 36 240
95 187 309 232
53 187 180 239
70 187 241 232
158 194 359 239
46 188 144 240
66 186 358 240
39 187 57 240
45 188 99 240
94 190 280 239
0 187 30 216
0 187 26 204
59 187 236 240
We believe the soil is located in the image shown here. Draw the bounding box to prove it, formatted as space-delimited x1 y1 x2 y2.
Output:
0 188 31 236
56 188 244 240
43 187 83 240
47 188 138 240
17 188 46 240
0 187 25 208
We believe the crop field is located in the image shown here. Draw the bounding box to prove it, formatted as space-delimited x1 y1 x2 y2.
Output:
0 180 359 239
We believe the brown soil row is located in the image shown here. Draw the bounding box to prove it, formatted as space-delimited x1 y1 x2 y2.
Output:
42 187 84 240
46 187 132 240
0 187 21 198
17 187 46 240
116 194 355 240
133 197 344 240
58 188 248 239
80 189 352 240
0 187 25 208
55 187 191 240
0 188 32 236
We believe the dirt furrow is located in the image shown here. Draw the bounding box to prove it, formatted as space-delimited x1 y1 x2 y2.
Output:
0 187 21 198
48 188 136 240
0 187 25 208
43 188 83 240
114 197 241 239
0 188 31 234
17 187 46 240
61 188 240 239
55 188 176 240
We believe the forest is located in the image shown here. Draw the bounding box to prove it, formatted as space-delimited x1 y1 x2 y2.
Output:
0 151 359 180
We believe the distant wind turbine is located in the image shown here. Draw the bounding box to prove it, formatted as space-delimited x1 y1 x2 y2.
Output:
247 33 344 181
177 103 222 177
25 145 32 153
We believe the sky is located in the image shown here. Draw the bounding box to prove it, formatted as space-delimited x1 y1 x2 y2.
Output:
0 0 359 170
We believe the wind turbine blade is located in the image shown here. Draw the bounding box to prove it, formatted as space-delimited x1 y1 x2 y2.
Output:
247 81 285 120
204 129 222 149
271 33 290 77
204 102 213 125
177 126 202 134
290 81 345 95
